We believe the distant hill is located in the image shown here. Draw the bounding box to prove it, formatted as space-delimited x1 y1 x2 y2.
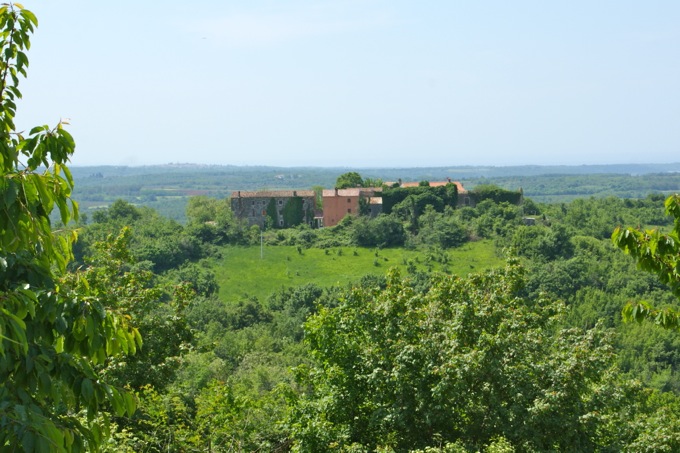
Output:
70 162 680 180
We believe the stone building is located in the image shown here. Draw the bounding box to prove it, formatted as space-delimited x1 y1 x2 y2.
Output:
230 190 316 228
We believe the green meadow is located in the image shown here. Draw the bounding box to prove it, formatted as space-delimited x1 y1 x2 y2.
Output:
210 240 503 303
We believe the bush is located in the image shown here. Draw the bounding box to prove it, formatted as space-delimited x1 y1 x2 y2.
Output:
352 215 406 247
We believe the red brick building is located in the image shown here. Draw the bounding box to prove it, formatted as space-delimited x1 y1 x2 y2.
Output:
321 188 382 227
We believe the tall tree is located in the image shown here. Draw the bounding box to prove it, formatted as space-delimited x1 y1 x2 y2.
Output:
0 4 139 450
335 171 364 189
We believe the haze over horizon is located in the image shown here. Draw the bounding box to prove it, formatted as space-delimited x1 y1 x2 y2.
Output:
15 1 680 168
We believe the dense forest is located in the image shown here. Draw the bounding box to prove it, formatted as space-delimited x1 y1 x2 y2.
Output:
3 3 680 452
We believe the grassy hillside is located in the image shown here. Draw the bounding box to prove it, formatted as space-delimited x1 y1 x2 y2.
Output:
210 240 502 303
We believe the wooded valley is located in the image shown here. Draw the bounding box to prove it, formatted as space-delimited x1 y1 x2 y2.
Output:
49 183 680 451
3 3 680 451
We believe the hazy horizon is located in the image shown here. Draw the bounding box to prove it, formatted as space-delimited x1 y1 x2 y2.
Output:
15 1 680 168
66 161 680 169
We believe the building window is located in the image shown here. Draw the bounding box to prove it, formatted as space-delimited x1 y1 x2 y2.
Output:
279 219 284 226
278 200 283 205
347 198 351 203
251 201 255 206
347 208 351 213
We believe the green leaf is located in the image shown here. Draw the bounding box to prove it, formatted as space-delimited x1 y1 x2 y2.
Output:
56 196 70 225
21 430 35 452
81 378 94 402
123 391 136 415
60 163 74 188
3 177 18 206
19 8 37 26
16 50 27 69
31 174 54 213
28 124 48 135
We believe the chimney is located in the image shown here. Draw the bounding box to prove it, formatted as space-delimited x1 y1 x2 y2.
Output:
335 188 338 196
447 177 451 183
238 191 241 197
293 190 297 197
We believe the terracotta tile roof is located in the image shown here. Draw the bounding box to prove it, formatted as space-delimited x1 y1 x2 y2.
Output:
322 188 382 197
231 190 315 198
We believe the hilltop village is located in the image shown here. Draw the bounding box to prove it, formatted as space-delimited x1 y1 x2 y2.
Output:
230 177 522 229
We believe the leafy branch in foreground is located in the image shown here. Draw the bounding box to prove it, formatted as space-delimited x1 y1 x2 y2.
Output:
612 194 680 329
0 3 141 450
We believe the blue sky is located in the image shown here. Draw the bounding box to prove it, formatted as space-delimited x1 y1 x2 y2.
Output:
15 1 680 167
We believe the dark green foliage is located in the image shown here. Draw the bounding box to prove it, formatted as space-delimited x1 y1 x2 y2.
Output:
74 228 193 392
415 206 468 248
167 262 219 298
268 283 325 341
78 200 207 272
266 197 278 228
185 196 251 245
511 223 574 261
392 192 444 232
145 222 202 267
522 197 541 215
620 391 680 451
268 283 323 313
472 200 523 239
381 183 458 215
228 298 274 330
282 196 305 227
524 256 601 302
617 322 680 393
336 171 364 189
107 198 143 222
469 184 523 205
352 214 406 247
358 196 370 216
544 196 670 240
191 297 273 335
186 195 221 223
186 296 231 333
294 225 317 247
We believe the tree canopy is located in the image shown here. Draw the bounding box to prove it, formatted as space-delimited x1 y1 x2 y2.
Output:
290 262 631 451
335 171 364 189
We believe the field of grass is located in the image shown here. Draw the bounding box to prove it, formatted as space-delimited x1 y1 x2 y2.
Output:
209 240 503 303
